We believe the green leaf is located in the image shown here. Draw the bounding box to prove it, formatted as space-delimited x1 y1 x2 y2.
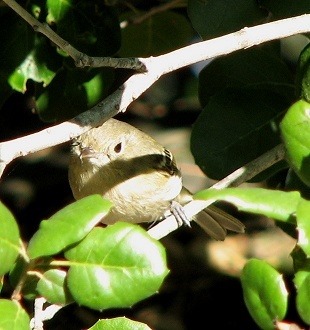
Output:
291 246 310 273
0 299 30 330
46 0 120 56
198 45 294 107
195 187 300 222
9 257 39 300
0 202 21 276
27 195 112 259
119 11 193 57
0 10 34 104
36 66 114 122
294 270 310 325
241 259 288 330
260 0 310 20
296 43 310 103
188 0 266 39
37 269 73 305
296 199 310 257
280 99 310 186
8 36 60 93
65 222 169 310
89 317 152 330
191 87 290 180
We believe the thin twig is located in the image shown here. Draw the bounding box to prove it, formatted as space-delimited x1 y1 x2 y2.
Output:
1 0 147 71
120 0 187 28
147 144 287 240
30 297 63 330
0 14 309 178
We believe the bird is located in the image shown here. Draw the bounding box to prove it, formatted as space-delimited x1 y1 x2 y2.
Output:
68 118 245 240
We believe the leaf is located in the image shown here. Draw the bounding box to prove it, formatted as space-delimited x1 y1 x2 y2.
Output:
8 36 61 92
241 259 288 330
280 99 310 186
195 187 300 223
191 87 290 180
9 257 40 300
260 0 310 20
37 269 73 305
89 317 152 330
36 66 114 122
188 0 266 39
0 202 21 276
65 223 169 310
119 11 193 57
296 199 310 257
46 0 120 56
0 299 30 330
0 10 34 103
296 43 310 103
294 270 310 325
27 195 112 259
198 45 294 107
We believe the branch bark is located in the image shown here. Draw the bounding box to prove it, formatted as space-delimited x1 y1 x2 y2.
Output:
2 0 147 71
0 13 308 178
148 144 287 240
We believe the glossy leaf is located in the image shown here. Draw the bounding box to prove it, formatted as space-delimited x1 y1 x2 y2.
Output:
296 43 310 103
0 202 21 276
296 199 310 257
191 87 289 180
89 317 151 330
291 246 310 273
37 269 73 305
65 223 169 310
46 0 120 56
0 11 34 89
241 259 288 330
119 11 193 57
195 188 300 222
9 257 41 300
188 0 266 39
280 99 310 186
36 66 114 122
0 299 30 330
294 270 310 325
27 195 112 259
198 45 294 107
8 36 60 92
260 0 310 20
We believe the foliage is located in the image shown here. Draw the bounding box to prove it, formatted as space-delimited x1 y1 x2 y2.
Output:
1 197 168 329
0 0 310 329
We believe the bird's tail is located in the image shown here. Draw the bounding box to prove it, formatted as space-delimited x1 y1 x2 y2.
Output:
194 205 245 240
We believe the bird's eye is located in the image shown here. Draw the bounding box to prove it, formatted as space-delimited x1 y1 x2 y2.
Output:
114 142 122 153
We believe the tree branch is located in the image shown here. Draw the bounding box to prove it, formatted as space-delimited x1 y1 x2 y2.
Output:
0 13 309 178
2 0 147 71
147 144 287 240
120 0 186 28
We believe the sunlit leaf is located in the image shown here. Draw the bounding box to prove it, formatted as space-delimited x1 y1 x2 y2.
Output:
65 223 169 310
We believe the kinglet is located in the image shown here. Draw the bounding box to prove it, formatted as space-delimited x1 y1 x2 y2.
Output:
68 119 245 240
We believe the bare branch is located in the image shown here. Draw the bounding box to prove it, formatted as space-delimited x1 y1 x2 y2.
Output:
0 13 309 178
147 144 287 240
1 0 147 71
30 297 62 330
120 0 187 28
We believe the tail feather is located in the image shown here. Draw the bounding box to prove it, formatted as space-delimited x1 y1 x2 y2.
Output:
205 205 245 233
178 187 245 240
194 211 227 240
194 206 245 241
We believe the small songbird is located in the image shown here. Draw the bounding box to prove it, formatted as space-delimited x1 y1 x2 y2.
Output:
68 118 245 240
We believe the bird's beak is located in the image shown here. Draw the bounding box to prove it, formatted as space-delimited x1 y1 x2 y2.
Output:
79 146 110 165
